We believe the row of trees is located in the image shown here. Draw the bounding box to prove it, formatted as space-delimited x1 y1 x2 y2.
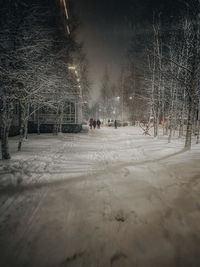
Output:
99 70 121 121
122 0 200 149
0 0 90 159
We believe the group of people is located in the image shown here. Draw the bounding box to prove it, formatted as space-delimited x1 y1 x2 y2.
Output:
89 118 118 129
89 118 101 129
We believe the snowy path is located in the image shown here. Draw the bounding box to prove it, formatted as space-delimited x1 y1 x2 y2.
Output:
0 127 200 267
0 126 187 187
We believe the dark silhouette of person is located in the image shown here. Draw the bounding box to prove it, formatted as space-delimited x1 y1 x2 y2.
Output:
93 120 97 129
114 120 117 129
97 119 101 129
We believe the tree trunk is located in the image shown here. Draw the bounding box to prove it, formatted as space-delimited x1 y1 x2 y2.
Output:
165 115 169 136
179 109 184 138
37 108 40 135
185 97 195 149
168 118 173 143
0 98 13 160
53 106 60 135
162 117 165 136
59 105 64 133
1 124 11 160
17 124 24 151
179 121 184 138
24 119 28 139
184 23 198 150
168 102 174 143
154 116 159 138
18 103 25 152
24 103 29 139
196 120 200 144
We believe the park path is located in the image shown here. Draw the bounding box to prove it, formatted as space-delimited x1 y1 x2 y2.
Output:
0 127 200 267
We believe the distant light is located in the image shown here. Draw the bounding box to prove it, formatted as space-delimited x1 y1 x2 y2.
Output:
116 96 120 100
78 85 81 88
77 78 80 82
129 96 133 100
68 66 76 70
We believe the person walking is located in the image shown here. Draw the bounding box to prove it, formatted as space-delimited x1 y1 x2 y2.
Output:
97 119 101 129
93 119 97 129
114 120 117 129
89 118 93 129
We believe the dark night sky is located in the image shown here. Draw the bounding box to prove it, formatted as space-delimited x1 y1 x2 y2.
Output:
73 0 184 101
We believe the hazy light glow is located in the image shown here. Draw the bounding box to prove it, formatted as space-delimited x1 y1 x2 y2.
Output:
68 66 76 70
62 0 70 35
66 25 70 35
68 66 81 97
62 0 69 19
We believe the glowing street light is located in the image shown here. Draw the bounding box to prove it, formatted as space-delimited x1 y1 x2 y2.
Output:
68 66 76 70
129 96 133 100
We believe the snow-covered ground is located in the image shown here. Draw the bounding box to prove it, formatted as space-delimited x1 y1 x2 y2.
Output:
0 126 194 187
0 126 200 267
